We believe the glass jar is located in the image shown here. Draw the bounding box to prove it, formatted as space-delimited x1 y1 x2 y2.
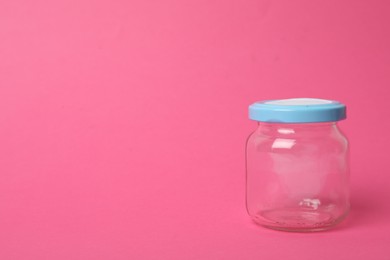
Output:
246 98 349 232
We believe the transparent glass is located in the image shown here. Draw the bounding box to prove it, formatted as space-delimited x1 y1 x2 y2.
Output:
246 122 349 232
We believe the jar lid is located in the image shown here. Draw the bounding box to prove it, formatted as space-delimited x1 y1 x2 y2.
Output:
249 98 346 123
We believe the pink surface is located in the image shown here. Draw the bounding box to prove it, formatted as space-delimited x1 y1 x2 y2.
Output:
1 0 390 259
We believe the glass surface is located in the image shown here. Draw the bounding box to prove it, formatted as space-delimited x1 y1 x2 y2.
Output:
246 122 349 232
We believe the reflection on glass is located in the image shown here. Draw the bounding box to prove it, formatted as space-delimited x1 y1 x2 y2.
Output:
277 128 295 135
271 138 296 149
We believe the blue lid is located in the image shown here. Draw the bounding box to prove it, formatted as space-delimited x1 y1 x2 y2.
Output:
249 98 346 123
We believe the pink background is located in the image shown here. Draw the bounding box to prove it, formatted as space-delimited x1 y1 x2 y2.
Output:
1 0 390 259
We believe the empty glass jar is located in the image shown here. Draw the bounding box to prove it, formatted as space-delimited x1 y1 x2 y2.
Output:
246 98 349 232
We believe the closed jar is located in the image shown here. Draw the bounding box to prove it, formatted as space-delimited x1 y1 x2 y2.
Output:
246 98 349 232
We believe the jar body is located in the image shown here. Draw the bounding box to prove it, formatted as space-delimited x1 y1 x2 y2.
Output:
246 122 349 231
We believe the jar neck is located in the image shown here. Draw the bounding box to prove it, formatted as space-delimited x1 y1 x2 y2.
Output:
258 121 337 127
256 121 339 136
